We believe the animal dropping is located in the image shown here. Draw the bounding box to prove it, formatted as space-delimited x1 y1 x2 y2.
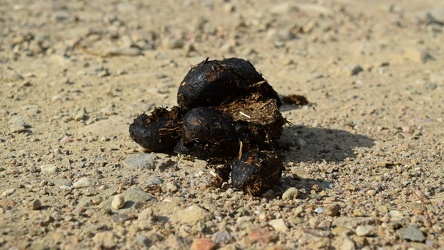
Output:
129 57 287 195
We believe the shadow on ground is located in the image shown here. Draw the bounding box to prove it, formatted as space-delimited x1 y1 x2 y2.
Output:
280 125 374 163
271 125 375 197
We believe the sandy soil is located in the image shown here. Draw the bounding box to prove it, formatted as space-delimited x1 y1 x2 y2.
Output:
1 0 444 249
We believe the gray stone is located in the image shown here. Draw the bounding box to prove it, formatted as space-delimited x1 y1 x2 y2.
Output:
314 207 326 214
74 108 86 122
297 138 307 147
100 186 119 200
174 205 212 224
54 179 73 187
427 8 444 25
136 234 152 247
349 64 363 76
355 225 374 236
146 177 164 187
398 225 426 242
9 116 27 133
123 153 156 169
73 177 92 188
212 231 233 244
40 164 58 174
77 197 94 207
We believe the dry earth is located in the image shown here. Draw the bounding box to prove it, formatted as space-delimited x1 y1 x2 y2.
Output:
1 0 444 249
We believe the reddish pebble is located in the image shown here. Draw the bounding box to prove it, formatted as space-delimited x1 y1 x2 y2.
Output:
248 228 275 244
191 238 216 250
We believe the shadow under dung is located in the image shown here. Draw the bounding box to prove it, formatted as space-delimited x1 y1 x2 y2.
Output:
280 125 375 163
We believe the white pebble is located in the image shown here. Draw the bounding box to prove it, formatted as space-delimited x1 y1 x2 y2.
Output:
356 225 374 236
314 207 326 214
73 177 92 188
111 194 125 209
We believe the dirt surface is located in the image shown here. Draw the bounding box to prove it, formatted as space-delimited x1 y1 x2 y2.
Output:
1 0 444 249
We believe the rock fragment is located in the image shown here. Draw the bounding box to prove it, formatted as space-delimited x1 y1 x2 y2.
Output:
326 204 341 216
355 225 374 237
282 187 299 200
398 225 426 242
191 238 216 250
9 116 28 133
111 195 125 209
268 219 289 233
73 177 92 188
427 8 444 25
123 153 156 169
31 199 42 210
40 164 58 174
175 205 212 224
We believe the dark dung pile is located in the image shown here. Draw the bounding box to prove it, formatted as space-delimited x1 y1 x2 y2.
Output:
129 58 286 196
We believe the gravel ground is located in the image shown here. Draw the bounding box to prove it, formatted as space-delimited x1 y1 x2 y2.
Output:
1 0 443 249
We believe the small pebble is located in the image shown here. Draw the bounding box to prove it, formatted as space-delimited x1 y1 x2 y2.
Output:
282 187 299 200
60 136 70 144
268 218 289 233
123 153 156 169
356 225 374 236
2 188 16 196
73 177 92 188
111 194 125 209
191 238 216 250
175 205 212 224
212 231 233 244
398 225 426 242
31 199 42 210
40 164 58 174
348 64 363 76
314 207 326 214
326 204 341 216
9 116 27 133
427 7 444 25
